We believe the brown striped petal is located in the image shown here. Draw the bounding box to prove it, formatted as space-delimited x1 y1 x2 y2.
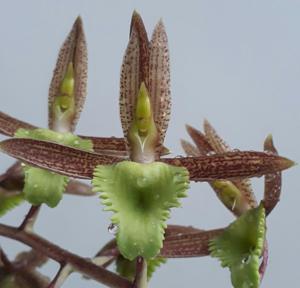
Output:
203 119 230 153
162 151 295 181
48 16 87 132
130 11 149 84
180 139 200 157
161 228 224 258
187 123 257 208
119 23 142 147
79 136 128 157
0 111 36 137
164 225 204 237
0 139 121 179
263 135 282 215
185 124 214 155
148 20 171 150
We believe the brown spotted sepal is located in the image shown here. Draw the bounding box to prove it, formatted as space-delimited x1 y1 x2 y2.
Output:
48 16 87 133
120 11 170 159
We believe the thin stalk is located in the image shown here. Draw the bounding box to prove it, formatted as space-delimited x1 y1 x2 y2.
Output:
19 205 41 232
0 223 131 288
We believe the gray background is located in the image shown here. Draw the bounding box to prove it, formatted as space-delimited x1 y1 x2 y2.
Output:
0 0 299 287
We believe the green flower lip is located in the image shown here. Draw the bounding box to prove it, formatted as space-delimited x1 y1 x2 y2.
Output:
93 161 189 260
209 204 266 288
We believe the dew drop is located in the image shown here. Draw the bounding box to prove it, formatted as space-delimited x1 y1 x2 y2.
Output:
74 140 79 145
242 256 250 264
21 163 26 167
33 184 38 189
107 223 118 235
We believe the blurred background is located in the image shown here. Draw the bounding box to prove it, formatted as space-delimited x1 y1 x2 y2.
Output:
0 0 299 287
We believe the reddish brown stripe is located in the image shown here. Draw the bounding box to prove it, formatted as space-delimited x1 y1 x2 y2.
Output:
0 138 121 179
161 229 224 258
0 111 36 137
162 151 294 181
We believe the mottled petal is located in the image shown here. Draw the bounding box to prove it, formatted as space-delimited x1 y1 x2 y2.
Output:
119 24 141 147
203 119 230 153
148 20 171 149
0 111 36 137
263 135 282 215
180 139 200 157
48 16 87 132
79 136 128 157
162 151 295 181
0 138 121 179
130 11 149 84
186 124 213 155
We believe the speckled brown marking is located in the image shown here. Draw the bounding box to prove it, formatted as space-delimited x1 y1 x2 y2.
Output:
187 122 257 208
162 151 294 182
203 119 231 153
120 14 171 158
79 136 128 156
0 138 121 179
120 27 140 149
180 139 200 157
263 135 282 215
0 111 36 137
161 228 224 258
148 20 171 152
48 17 88 132
130 11 149 85
186 124 214 155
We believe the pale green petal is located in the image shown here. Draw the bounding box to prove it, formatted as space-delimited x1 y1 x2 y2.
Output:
23 166 68 208
14 128 93 207
0 192 24 217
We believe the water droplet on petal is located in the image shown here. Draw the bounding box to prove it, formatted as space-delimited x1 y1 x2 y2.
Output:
108 223 118 235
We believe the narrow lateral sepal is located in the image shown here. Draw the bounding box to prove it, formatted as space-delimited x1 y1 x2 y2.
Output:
209 204 266 288
0 111 36 137
0 138 121 179
92 161 189 260
162 151 295 181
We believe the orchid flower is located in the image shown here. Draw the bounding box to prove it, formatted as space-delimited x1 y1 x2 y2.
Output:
0 12 294 288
